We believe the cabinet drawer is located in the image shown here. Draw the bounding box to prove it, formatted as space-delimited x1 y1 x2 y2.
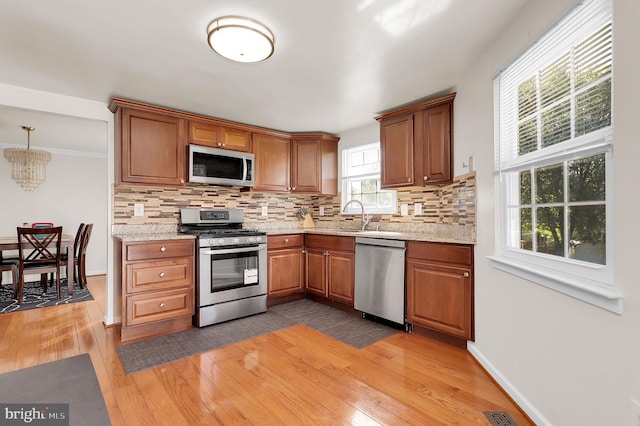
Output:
407 241 472 265
268 234 304 249
126 258 193 293
125 288 194 326
125 240 194 261
305 234 355 252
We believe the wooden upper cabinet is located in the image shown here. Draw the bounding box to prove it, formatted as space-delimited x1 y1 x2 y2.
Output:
117 107 187 186
290 135 339 195
377 92 455 188
415 102 452 185
189 120 252 152
252 133 291 192
380 113 415 188
252 133 339 194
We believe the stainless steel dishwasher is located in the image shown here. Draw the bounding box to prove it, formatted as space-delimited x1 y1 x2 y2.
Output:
354 237 406 325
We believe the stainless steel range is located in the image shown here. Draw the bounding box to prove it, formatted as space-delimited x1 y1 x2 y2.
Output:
179 208 267 327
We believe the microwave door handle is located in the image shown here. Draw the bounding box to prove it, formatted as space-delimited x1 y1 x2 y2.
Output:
243 157 248 181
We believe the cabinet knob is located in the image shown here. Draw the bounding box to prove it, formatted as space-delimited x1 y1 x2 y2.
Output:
284 238 289 243
463 272 469 278
423 176 429 181
180 179 185 184
159 272 166 278
292 187 296 191
217 142 222 146
286 187 291 191
301 249 306 254
160 246 166 252
159 302 165 308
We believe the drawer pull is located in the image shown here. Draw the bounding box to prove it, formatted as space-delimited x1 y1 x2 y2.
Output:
159 272 166 278
159 302 165 308
284 238 289 243
160 246 167 252
463 272 469 278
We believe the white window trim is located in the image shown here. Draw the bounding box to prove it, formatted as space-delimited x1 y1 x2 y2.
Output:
491 0 622 314
341 143 397 215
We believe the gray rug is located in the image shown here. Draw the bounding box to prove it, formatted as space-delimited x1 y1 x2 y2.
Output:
270 299 400 349
0 353 110 426
117 299 400 375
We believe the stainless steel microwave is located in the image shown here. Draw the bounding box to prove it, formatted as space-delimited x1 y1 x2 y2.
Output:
188 144 254 187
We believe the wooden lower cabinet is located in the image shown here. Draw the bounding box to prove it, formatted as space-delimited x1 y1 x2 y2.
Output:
267 235 305 298
304 235 355 306
406 241 474 340
117 238 195 342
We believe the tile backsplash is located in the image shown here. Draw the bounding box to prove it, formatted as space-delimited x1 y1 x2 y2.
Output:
113 172 476 236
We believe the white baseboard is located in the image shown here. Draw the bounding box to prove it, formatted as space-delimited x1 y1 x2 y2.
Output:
467 342 552 425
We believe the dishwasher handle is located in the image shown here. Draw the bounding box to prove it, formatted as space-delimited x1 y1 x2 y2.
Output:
355 237 406 249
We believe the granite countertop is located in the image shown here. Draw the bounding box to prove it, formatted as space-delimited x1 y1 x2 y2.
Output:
111 223 475 245
112 232 196 242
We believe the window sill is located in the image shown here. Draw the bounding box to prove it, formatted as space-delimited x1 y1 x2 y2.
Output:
488 255 623 314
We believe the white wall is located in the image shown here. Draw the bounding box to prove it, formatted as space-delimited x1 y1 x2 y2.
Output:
454 0 640 424
0 152 107 277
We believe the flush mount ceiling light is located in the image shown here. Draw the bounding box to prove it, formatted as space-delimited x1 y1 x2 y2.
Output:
3 126 51 191
207 16 275 63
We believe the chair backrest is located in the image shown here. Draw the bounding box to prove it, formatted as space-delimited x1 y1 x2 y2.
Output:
80 224 93 255
17 226 63 268
73 223 87 257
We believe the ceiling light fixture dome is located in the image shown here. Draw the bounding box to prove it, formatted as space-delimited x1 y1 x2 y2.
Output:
207 16 275 63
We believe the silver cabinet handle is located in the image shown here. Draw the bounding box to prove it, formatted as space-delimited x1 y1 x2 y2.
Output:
159 272 166 278
463 272 469 278
159 302 165 308
160 246 166 252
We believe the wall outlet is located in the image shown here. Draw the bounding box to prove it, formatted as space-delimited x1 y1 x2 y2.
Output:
400 203 409 216
319 206 325 216
631 398 640 426
133 203 144 217
414 203 422 215
261 206 268 217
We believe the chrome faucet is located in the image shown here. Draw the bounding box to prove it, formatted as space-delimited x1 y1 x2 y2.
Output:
342 199 370 231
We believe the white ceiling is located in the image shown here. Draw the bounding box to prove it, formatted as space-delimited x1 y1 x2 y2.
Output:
0 0 531 147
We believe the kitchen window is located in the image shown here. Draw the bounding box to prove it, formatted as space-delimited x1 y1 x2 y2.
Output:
342 143 396 214
491 0 622 313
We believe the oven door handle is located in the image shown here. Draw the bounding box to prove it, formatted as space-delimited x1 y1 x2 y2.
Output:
200 245 266 256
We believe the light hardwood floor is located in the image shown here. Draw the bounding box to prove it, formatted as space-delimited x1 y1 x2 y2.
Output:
0 276 532 425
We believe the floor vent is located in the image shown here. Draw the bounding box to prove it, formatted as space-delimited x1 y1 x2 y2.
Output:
483 411 518 426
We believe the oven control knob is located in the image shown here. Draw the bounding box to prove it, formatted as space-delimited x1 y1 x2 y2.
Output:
256 236 263 242
248 237 256 243
218 239 225 245
209 239 217 246
233 238 240 244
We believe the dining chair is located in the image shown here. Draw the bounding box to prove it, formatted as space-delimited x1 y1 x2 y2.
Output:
77 224 93 288
61 223 85 287
15 226 63 304
0 252 19 286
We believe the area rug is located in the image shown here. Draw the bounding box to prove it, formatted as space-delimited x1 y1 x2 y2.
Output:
117 299 401 375
0 279 93 314
0 353 111 426
270 299 401 349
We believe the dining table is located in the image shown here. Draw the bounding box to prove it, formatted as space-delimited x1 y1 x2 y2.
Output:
0 234 75 295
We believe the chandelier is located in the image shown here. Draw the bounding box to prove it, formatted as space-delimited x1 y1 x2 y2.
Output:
3 126 51 191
